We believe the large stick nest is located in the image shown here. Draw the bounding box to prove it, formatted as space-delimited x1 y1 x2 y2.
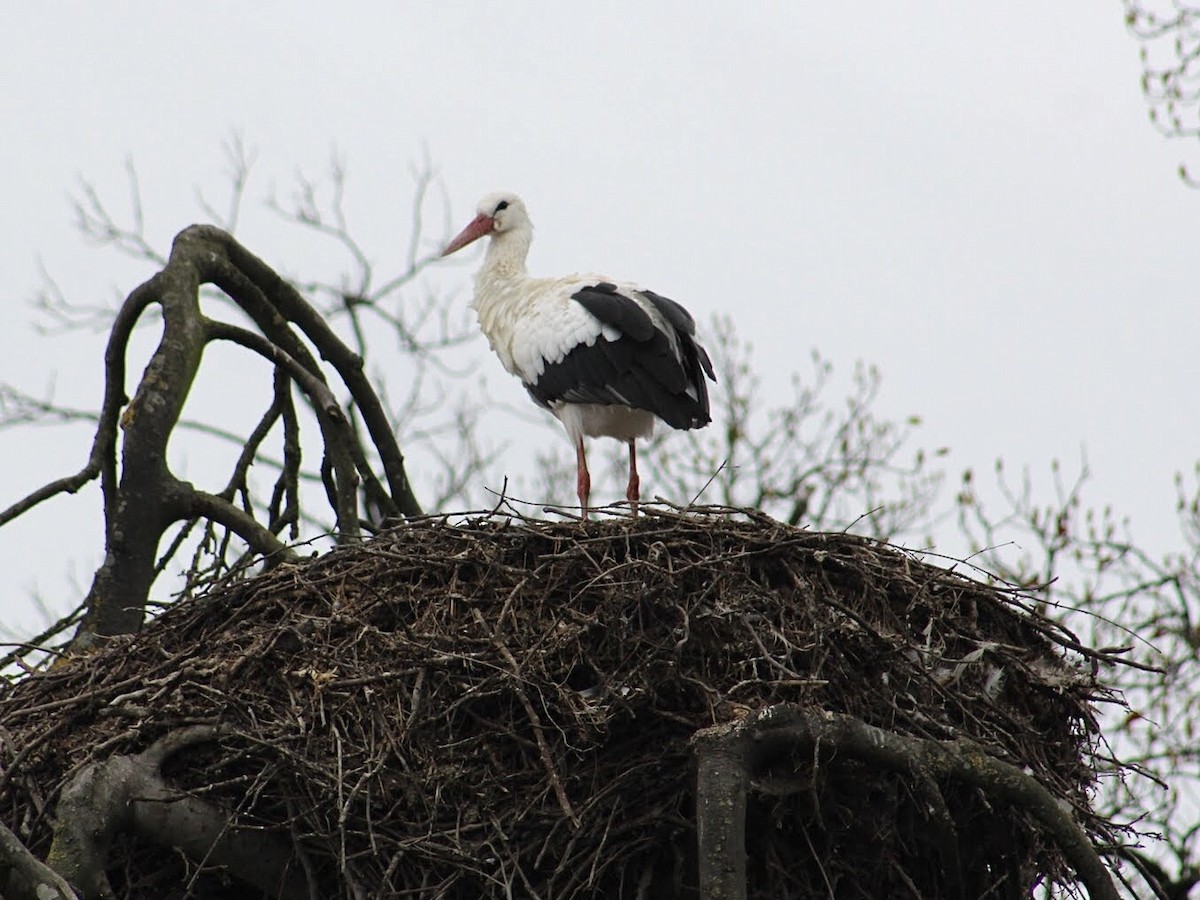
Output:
0 508 1120 898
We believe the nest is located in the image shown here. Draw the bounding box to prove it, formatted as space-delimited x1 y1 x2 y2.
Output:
0 508 1118 898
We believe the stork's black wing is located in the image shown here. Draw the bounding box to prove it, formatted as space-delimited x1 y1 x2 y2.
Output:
525 282 715 431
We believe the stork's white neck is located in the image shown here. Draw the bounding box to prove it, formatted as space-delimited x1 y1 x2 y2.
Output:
479 223 533 281
469 222 536 377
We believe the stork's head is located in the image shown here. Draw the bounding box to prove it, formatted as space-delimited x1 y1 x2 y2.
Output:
441 192 531 257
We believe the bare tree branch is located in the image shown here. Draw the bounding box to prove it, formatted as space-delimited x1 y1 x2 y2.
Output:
1125 1 1200 182
0 281 154 529
693 704 1120 900
195 132 256 232
20 223 430 649
0 818 78 900
36 725 308 900
72 158 166 264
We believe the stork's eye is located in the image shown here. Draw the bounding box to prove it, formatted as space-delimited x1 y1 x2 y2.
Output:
494 200 510 213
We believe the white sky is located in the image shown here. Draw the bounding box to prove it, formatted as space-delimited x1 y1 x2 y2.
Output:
1 2 1197 635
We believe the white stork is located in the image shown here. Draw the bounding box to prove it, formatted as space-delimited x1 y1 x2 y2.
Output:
441 192 716 519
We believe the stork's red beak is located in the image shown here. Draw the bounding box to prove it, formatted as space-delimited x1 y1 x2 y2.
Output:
442 213 495 257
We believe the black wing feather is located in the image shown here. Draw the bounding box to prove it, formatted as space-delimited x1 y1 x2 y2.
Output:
570 283 656 341
525 282 716 431
643 289 715 381
641 289 696 334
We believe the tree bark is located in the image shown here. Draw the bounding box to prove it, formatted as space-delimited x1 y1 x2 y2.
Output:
691 704 1119 900
693 729 749 900
0 820 78 900
30 726 308 900
62 225 423 649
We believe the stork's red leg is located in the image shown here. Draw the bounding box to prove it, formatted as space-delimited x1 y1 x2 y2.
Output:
626 440 640 517
575 436 591 520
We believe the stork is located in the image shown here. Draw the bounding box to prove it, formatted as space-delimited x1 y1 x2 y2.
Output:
441 192 715 519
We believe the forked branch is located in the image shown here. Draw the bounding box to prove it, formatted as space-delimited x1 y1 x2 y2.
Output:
2 225 424 650
8 726 308 900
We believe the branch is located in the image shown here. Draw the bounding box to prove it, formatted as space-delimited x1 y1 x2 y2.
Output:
71 242 212 643
57 223 430 644
172 485 296 565
205 228 422 517
71 160 166 265
43 726 308 900
691 704 1119 900
0 281 155 529
0 470 98 528
694 726 749 900
205 319 344 421
194 132 256 233
0 819 78 900
205 319 362 539
219 380 285 499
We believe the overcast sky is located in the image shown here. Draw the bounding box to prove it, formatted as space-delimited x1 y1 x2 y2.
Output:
1 2 1196 635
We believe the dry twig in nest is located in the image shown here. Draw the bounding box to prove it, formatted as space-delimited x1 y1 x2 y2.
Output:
0 507 1128 898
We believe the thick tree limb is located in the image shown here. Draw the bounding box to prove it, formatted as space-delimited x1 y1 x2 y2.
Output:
72 258 207 644
40 726 307 900
691 704 1119 900
0 820 78 900
9 222 428 650
172 486 294 564
45 224 423 648
694 731 749 900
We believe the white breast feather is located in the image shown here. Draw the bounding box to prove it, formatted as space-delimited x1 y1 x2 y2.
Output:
473 274 636 385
